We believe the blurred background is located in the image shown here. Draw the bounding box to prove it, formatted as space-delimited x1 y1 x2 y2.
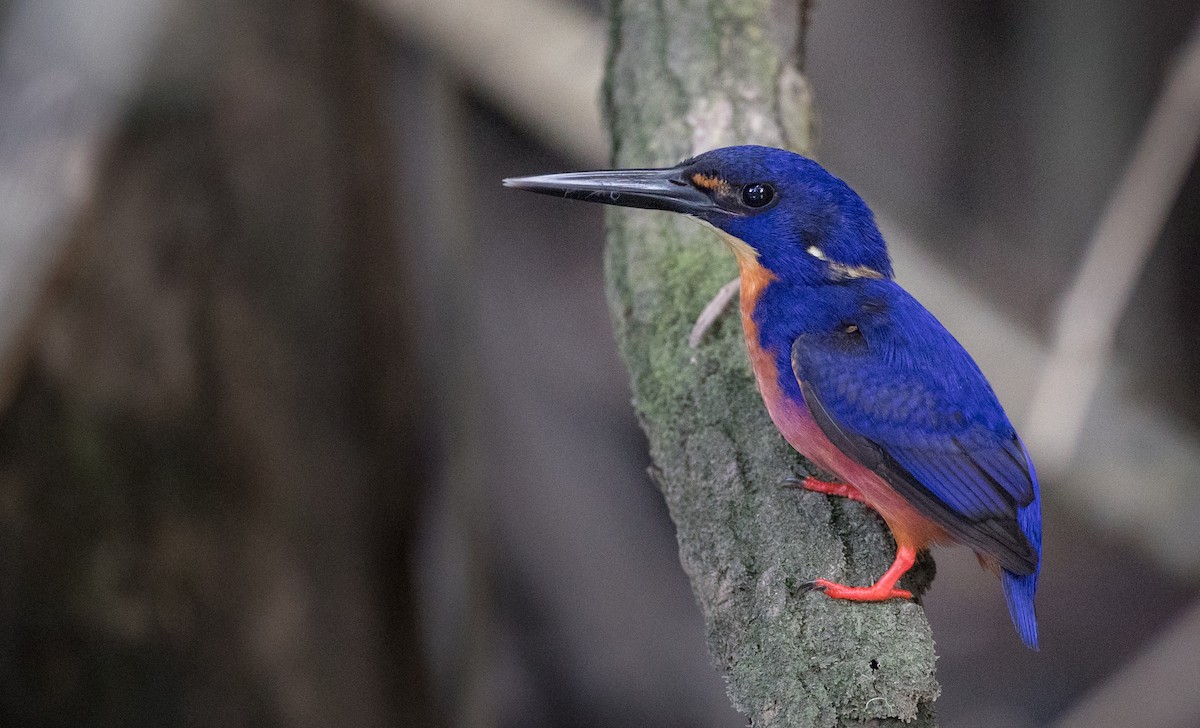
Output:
0 0 1198 726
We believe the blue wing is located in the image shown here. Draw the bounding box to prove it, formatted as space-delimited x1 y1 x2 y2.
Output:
790 285 1039 576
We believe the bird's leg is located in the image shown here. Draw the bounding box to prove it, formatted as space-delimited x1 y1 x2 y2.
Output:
803 546 916 601
792 476 913 600
688 277 740 348
783 475 869 504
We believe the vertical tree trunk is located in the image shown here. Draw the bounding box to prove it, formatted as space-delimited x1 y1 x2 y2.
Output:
603 2 940 725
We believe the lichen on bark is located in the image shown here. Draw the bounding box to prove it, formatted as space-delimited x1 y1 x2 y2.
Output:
602 1 940 725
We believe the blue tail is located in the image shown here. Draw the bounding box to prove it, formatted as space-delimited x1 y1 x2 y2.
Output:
1002 442 1042 649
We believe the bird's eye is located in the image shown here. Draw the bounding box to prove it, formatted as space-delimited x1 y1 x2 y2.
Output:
741 183 775 208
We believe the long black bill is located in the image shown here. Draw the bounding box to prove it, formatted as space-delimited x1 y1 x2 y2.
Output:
502 166 716 215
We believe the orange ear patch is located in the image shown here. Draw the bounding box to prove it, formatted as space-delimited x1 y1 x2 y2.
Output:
690 173 730 194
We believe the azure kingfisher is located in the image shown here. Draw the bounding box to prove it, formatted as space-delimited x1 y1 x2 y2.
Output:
503 145 1042 649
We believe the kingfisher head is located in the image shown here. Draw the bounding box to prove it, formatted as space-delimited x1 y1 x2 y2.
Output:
504 145 893 285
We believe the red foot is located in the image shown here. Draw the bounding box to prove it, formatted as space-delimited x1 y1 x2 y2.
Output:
804 546 917 602
807 579 912 601
785 475 868 504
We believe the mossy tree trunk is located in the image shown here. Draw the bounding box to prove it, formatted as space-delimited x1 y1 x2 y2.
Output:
602 2 940 725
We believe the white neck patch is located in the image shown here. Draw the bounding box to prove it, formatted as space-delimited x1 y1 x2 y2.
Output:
806 245 884 280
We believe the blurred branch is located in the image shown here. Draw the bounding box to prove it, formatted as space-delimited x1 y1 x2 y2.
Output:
603 3 937 726
357 0 606 164
1027 11 1200 477
0 0 174 415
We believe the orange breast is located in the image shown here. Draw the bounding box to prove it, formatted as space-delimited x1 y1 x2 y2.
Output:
735 256 949 551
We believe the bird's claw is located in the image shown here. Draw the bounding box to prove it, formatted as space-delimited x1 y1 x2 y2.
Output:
797 579 825 595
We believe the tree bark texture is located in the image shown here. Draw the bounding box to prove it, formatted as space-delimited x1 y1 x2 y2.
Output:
603 2 940 725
